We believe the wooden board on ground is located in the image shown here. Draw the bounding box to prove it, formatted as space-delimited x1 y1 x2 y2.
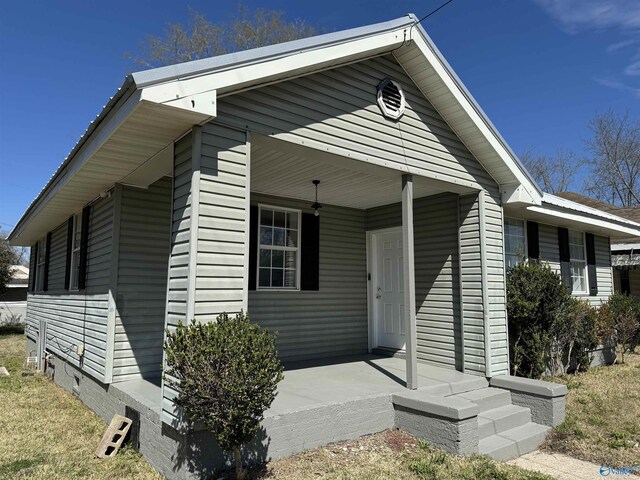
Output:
95 414 132 458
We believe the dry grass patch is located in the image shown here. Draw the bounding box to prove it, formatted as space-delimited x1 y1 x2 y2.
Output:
0 333 160 480
245 430 551 480
544 351 640 468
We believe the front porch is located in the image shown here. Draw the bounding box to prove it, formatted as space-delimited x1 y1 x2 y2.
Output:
112 353 563 467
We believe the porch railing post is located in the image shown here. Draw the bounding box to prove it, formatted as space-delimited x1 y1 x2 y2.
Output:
402 174 418 390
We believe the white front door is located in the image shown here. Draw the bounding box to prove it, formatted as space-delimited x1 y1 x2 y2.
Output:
373 229 405 350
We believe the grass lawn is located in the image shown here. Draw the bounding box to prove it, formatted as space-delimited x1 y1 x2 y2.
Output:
544 350 640 468
0 330 550 480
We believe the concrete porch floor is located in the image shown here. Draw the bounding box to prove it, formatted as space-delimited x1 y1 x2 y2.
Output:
113 354 487 418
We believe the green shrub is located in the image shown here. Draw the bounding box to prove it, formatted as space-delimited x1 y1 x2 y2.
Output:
551 298 597 375
598 293 640 363
507 261 569 377
164 312 284 479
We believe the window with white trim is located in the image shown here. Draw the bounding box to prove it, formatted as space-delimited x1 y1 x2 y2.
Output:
569 229 587 294
69 213 82 290
257 206 300 289
504 218 526 269
36 236 46 292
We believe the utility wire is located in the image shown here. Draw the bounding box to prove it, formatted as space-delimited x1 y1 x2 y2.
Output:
409 0 456 38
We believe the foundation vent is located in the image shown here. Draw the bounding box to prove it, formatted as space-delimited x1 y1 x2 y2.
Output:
377 78 405 120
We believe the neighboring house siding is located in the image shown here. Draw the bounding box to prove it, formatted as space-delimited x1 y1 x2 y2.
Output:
366 193 463 371
217 54 497 192
113 178 171 382
537 223 613 305
25 195 113 381
249 194 368 361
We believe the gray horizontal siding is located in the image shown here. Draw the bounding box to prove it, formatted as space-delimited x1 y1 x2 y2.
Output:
459 193 485 375
25 195 113 381
113 177 171 382
217 54 497 192
249 194 368 361
538 223 613 305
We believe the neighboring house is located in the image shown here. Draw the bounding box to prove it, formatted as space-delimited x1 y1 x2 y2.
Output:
556 192 640 298
0 265 29 320
9 16 640 477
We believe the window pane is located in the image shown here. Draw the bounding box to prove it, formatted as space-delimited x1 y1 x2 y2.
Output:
286 229 298 247
260 209 273 226
287 212 298 230
273 228 285 246
571 262 586 292
274 210 286 228
260 227 272 246
272 250 284 268
570 244 584 260
285 251 297 270
259 268 271 287
271 268 284 287
259 249 271 267
284 269 297 287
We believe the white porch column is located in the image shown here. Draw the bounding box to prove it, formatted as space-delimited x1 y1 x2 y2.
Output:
402 174 418 390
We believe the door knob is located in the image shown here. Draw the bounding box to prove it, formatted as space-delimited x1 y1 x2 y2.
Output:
376 286 382 299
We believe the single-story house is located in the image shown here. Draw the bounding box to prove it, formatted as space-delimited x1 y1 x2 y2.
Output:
556 192 640 298
0 265 29 320
9 15 640 478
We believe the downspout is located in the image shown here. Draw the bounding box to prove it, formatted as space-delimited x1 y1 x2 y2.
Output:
478 192 492 377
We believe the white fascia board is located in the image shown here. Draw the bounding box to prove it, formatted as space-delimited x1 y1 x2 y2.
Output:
543 193 640 228
140 29 407 102
527 205 640 238
410 24 542 206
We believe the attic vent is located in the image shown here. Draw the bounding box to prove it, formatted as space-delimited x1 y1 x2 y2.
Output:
377 78 405 120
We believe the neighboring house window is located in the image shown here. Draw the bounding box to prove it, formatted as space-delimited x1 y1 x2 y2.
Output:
257 206 300 290
504 218 526 269
69 213 82 290
36 236 46 292
569 229 588 294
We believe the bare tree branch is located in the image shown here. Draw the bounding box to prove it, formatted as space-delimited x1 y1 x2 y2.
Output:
584 110 640 207
520 148 585 194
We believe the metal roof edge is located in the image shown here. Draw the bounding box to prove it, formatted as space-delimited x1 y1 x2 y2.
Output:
543 192 640 229
411 20 543 198
132 15 416 88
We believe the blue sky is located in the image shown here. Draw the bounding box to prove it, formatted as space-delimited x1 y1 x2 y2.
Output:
1 0 638 232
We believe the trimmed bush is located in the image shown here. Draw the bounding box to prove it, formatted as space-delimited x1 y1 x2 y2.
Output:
598 293 640 363
164 311 284 479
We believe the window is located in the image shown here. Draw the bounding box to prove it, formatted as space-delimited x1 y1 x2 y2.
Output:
69 213 82 290
569 230 587 294
257 206 300 290
36 236 46 292
504 218 526 269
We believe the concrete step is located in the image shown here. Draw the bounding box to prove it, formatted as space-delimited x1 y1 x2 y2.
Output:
452 387 512 413
478 404 531 439
479 422 551 461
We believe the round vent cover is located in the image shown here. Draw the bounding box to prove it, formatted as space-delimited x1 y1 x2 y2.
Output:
377 78 405 120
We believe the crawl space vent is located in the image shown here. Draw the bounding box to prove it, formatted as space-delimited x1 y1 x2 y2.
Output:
377 78 405 120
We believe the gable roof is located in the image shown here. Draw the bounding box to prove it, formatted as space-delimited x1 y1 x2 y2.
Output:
555 192 640 244
9 14 542 245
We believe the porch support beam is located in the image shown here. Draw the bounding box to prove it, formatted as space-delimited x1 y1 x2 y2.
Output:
402 174 418 390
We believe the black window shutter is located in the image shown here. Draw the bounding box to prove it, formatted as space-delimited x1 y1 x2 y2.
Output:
29 242 38 292
558 227 572 292
620 270 631 295
64 217 73 290
527 221 539 261
42 232 52 292
301 213 320 291
78 205 91 290
585 233 598 296
248 205 258 290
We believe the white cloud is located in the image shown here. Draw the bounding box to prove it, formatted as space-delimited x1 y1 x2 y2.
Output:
607 38 638 53
533 0 640 32
594 77 640 98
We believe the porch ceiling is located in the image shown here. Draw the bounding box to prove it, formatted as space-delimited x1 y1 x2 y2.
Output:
251 135 476 210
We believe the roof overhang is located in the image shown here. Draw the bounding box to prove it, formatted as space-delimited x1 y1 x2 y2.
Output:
506 193 640 239
11 14 543 245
